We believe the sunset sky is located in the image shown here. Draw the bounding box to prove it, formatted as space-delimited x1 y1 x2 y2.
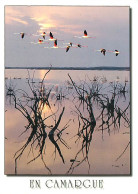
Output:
5 6 130 68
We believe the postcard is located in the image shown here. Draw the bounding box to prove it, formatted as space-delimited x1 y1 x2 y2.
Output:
1 1 138 194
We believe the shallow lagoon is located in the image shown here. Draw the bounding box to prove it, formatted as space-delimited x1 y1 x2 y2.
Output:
5 69 130 175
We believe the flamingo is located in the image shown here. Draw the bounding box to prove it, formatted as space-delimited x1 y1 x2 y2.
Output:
65 43 88 50
45 39 69 50
82 30 95 38
74 30 96 39
95 48 106 55
68 42 73 46
30 38 49 45
63 42 78 52
50 31 54 39
66 45 71 52
65 42 87 52
114 50 120 56
101 49 106 56
20 32 25 39
63 42 73 47
64 42 87 52
49 32 56 41
49 31 64 42
75 43 88 48
84 30 87 36
54 39 58 47
14 32 26 39
42 32 46 39
38 39 44 44
77 44 81 48
107 49 120 56
44 39 59 49
31 31 49 42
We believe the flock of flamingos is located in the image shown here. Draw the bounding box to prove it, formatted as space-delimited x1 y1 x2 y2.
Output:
14 30 120 56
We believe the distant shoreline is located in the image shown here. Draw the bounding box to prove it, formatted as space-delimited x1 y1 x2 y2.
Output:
5 66 130 71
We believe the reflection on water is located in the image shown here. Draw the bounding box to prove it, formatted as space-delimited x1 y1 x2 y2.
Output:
5 69 130 175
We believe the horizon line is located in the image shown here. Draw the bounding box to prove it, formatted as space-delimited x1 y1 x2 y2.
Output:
5 66 130 71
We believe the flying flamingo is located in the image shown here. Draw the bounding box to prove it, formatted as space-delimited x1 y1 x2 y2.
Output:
54 39 58 47
63 42 87 52
74 30 96 39
66 45 71 52
82 30 96 38
75 43 88 48
68 42 73 46
114 50 120 56
30 38 49 45
63 42 77 49
20 32 25 39
107 49 120 56
42 32 46 39
49 31 64 42
44 39 69 50
38 39 44 44
49 32 55 40
77 44 81 48
94 48 106 55
32 32 47 39
63 42 73 47
64 42 87 52
31 31 48 40
62 42 75 52
44 39 60 49
101 49 106 56
84 30 87 36
14 32 26 39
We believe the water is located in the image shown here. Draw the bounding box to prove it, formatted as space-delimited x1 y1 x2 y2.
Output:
5 69 130 175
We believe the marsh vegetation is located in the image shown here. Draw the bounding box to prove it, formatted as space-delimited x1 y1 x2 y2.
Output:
5 69 130 175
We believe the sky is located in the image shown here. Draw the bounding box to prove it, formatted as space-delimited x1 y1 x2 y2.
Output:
5 6 130 68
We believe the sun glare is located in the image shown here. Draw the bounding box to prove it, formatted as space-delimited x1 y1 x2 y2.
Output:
39 23 55 29
39 70 51 80
31 16 56 34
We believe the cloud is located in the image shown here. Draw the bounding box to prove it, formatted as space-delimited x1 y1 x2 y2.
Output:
5 6 129 36
5 6 29 25
6 16 28 25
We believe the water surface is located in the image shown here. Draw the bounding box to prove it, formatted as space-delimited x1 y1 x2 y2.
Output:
5 69 130 175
